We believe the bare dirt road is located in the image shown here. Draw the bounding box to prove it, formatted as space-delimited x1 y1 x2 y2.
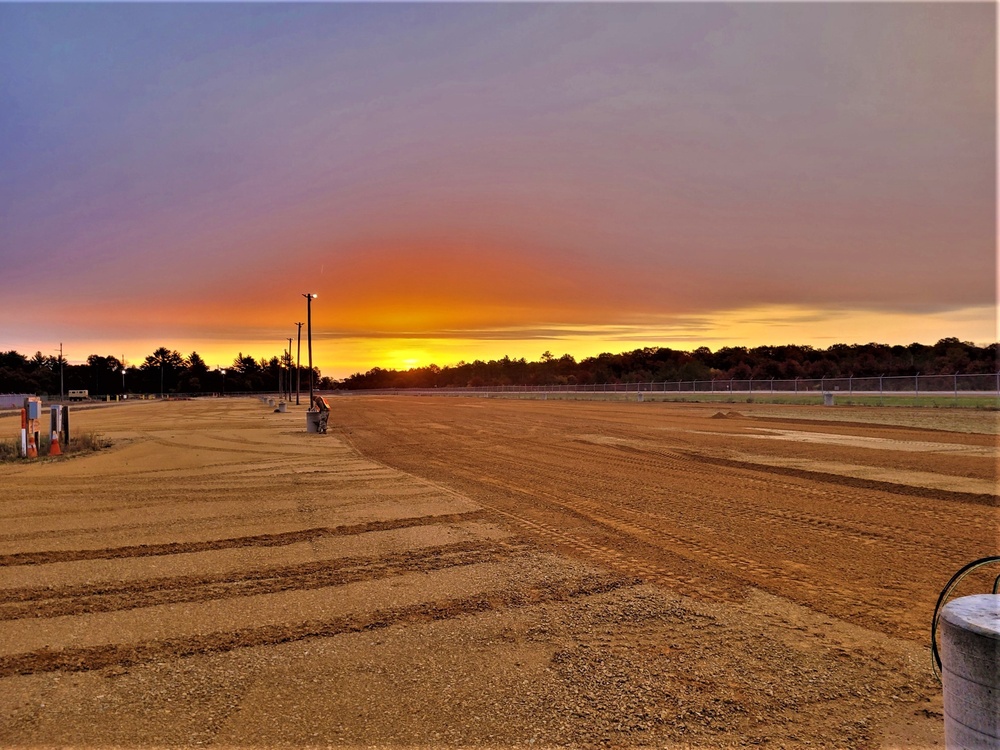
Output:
0 396 996 749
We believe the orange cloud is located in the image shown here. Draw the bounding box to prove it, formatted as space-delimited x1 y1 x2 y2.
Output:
303 232 791 335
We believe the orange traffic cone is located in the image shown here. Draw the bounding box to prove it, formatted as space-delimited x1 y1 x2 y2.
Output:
49 432 62 456
27 432 37 459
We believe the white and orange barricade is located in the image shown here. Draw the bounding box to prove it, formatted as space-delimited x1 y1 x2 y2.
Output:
49 405 63 456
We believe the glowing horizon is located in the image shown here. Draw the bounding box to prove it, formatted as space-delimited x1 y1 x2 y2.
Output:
7 301 994 381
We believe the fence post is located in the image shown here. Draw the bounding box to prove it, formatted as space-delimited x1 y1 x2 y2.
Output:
915 372 920 400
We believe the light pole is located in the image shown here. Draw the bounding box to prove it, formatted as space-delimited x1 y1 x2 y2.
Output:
221 368 226 396
302 294 317 406
287 337 293 401
295 322 303 405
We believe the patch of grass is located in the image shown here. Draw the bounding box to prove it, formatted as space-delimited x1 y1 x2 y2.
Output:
0 439 21 462
67 431 113 452
0 431 112 462
497 391 1000 409
834 395 1000 409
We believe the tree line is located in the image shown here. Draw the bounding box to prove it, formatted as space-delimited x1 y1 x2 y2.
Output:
341 338 998 390
3 338 995 396
0 347 327 396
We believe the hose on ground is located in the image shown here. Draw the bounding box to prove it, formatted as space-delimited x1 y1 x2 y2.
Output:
930 555 1000 681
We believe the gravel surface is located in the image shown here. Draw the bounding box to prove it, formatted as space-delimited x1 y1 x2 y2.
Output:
1 396 992 748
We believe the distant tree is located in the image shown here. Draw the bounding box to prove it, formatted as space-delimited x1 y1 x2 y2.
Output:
231 353 261 376
187 351 209 376
179 351 210 392
142 347 185 394
0 351 29 370
85 354 124 395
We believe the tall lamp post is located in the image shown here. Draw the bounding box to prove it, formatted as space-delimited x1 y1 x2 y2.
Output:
287 337 293 401
302 294 317 406
277 349 283 396
58 343 65 401
295 322 303 405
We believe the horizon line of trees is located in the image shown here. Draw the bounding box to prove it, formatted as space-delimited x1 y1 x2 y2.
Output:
341 338 999 390
0 347 329 397
3 338 997 396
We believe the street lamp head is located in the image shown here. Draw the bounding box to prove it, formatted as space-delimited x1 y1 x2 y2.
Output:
302 292 317 299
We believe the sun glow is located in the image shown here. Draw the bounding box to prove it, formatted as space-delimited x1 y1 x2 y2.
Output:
313 302 997 379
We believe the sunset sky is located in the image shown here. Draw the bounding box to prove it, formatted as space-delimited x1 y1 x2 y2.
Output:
1 3 995 379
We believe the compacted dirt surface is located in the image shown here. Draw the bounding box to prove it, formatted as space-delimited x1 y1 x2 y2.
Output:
0 396 996 749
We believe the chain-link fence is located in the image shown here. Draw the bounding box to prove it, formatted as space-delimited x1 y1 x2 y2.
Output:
346 372 1000 397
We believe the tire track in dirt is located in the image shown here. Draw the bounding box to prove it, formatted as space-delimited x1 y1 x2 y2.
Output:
457 453 899 629
749 413 999 442
479 481 737 600
0 511 487 566
0 470 417 522
523 439 982 554
478 499 718 598
561 493 909 635
0 509 315 547
140 433 300 460
337 399 993 642
682 452 998 507
351 433 828 603
396 461 739 603
467 444 970 637
0 540 532 620
580 453 972 565
556 439 983 533
337 432 719 599
0 573 634 677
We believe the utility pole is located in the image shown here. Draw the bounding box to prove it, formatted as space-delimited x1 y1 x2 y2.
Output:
302 294 317 407
287 337 293 400
59 343 64 400
295 322 303 405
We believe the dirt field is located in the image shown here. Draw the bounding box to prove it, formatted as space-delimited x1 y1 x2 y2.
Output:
0 396 996 749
